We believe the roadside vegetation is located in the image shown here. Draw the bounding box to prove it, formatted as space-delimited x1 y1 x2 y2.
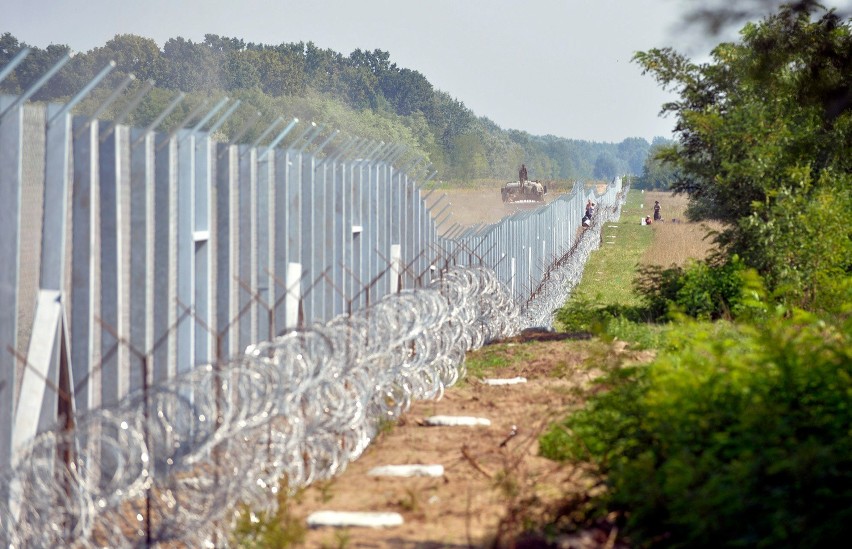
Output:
535 4 852 547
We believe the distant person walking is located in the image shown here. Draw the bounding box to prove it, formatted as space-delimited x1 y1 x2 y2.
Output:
653 200 661 221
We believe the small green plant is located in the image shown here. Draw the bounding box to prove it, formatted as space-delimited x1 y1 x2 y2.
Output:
375 416 395 438
314 479 335 504
463 343 532 381
493 468 521 500
321 528 351 549
397 486 421 513
230 481 306 548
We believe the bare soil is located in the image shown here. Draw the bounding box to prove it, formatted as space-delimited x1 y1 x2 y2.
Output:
296 335 652 548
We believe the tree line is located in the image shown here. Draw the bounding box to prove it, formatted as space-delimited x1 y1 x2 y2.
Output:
0 31 659 182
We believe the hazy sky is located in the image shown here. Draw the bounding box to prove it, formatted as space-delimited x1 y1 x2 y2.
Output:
0 0 814 142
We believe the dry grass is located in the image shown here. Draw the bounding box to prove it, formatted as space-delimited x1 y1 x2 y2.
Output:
640 191 725 268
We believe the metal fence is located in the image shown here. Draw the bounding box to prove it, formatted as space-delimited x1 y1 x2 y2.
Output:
0 52 626 546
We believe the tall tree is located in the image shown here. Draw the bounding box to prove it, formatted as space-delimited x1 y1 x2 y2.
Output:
635 5 852 309
593 152 618 180
93 34 161 82
618 137 651 175
158 37 224 92
635 143 679 190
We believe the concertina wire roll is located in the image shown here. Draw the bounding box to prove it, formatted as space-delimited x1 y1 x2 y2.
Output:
1 266 520 547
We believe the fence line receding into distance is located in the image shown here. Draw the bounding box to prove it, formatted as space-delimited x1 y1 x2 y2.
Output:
0 52 626 547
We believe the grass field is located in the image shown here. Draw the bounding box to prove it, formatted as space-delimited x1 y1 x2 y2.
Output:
569 189 652 308
568 189 723 309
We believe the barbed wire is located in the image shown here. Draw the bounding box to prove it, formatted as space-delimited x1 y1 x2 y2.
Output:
1 265 520 547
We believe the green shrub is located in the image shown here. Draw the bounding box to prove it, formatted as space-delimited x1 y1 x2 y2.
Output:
556 258 765 349
633 256 767 322
541 314 852 547
555 296 613 333
632 264 685 320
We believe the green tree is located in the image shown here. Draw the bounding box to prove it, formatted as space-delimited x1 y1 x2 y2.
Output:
635 142 679 190
225 49 261 91
592 151 618 180
93 34 161 82
634 5 852 310
158 37 224 92
617 137 651 175
0 38 72 99
451 132 488 180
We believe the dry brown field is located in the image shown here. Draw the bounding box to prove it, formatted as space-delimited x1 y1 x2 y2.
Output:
640 190 724 267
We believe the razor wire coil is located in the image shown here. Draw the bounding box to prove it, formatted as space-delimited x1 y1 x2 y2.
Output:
1 265 523 547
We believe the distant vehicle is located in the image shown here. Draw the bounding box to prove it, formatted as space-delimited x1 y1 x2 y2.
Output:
501 179 547 204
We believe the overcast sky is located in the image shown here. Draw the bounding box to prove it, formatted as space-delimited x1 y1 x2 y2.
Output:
4 0 843 143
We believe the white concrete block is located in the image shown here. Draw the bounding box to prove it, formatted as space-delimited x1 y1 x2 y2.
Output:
424 416 491 427
306 511 404 528
368 464 445 478
481 377 527 386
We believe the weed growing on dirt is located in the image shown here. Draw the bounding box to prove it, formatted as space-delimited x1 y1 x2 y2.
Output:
547 360 574 379
320 529 351 549
230 481 306 548
375 416 395 438
462 342 533 382
397 486 422 513
314 480 335 504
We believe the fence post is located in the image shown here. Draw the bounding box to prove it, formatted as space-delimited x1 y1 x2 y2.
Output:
194 132 213 366
351 160 366 311
237 144 255 352
272 148 291 336
313 156 329 320
214 142 234 360
286 147 303 325
70 115 98 413
128 127 151 394
152 133 174 382
0 96 23 476
299 152 316 324
256 143 272 341
98 121 124 406
176 129 195 373
332 157 347 316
